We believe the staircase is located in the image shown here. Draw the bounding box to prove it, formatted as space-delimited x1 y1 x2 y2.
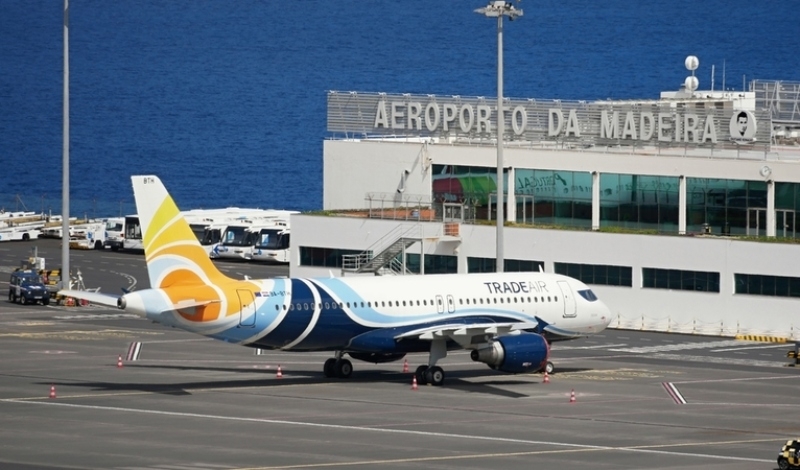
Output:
341 225 421 275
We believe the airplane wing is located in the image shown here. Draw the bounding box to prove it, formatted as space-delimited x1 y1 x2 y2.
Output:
57 289 120 308
394 321 540 348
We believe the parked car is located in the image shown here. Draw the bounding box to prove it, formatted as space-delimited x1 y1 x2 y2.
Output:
8 269 50 305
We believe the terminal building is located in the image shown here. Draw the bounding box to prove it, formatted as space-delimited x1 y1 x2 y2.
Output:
290 77 800 339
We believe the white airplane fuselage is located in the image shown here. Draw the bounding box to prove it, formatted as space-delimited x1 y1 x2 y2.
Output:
121 271 611 353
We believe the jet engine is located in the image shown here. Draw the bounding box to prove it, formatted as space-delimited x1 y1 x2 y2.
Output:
470 332 549 374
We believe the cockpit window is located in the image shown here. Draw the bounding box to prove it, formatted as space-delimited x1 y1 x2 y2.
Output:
578 289 598 302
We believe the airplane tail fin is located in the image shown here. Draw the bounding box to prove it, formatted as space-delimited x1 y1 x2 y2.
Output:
131 175 231 289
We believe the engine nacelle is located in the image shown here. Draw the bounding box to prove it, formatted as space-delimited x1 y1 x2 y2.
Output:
470 333 549 374
348 352 407 364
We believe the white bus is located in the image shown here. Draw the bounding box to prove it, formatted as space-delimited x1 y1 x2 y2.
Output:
250 222 291 263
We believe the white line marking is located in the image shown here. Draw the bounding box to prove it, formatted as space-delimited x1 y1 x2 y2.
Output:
556 343 628 350
711 343 790 352
1 400 771 463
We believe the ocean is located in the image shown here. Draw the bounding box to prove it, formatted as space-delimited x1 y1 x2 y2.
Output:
1 0 797 217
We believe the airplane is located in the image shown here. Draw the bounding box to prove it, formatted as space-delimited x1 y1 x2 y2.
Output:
60 175 613 386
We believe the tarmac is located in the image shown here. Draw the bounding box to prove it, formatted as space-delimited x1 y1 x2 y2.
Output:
1 239 798 470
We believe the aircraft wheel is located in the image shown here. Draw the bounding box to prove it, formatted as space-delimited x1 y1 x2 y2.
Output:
335 359 353 378
544 361 555 375
425 366 445 386
323 358 336 378
415 365 429 385
22 233 30 241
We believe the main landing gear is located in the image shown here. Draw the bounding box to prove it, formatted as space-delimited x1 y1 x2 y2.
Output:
323 339 450 386
415 338 447 386
323 352 353 379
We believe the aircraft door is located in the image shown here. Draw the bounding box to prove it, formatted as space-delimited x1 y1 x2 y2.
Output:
446 294 455 313
435 295 445 314
237 289 256 327
557 280 577 318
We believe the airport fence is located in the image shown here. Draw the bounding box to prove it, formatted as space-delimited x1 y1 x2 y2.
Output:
0 193 137 220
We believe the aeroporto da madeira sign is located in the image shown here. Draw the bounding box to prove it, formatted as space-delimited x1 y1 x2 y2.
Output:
326 92 760 145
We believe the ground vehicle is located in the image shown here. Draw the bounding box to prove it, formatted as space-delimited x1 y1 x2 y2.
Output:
778 439 800 470
122 215 144 250
250 222 291 263
8 269 50 305
103 217 125 251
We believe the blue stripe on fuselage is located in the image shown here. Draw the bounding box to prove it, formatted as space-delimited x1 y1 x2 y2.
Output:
255 279 315 348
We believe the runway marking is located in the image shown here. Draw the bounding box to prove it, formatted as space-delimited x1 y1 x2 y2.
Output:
609 339 755 353
0 329 162 340
556 343 628 350
3 400 773 465
711 343 790 352
662 382 687 404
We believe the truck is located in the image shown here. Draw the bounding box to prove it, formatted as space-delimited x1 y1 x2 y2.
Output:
8 269 50 305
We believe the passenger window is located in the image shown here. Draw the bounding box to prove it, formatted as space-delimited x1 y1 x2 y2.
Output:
275 305 279 311
416 300 420 306
554 296 558 302
499 298 504 304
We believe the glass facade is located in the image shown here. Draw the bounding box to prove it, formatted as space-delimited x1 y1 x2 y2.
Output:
642 268 720 292
735 273 800 297
686 178 766 236
599 174 679 232
554 263 633 287
432 164 800 239
299 247 367 268
405 253 457 274
467 257 544 273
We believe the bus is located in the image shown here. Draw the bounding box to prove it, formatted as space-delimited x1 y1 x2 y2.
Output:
250 222 291 263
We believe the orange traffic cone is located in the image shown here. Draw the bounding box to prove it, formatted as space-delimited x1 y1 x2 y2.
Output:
403 358 409 373
117 355 123 368
569 389 576 403
411 375 418 391
543 371 550 384
276 365 283 378
49 385 56 399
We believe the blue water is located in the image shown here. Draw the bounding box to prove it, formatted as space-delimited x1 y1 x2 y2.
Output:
1 0 797 216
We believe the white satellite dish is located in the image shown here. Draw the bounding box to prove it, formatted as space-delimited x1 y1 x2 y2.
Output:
684 75 699 92
685 55 699 71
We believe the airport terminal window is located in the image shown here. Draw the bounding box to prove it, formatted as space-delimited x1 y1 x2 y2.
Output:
299 246 370 268
600 174 679 233
468 257 544 273
515 169 592 229
404 253 457 274
554 262 632 287
775 183 800 238
686 178 764 236
735 273 800 297
642 268 720 292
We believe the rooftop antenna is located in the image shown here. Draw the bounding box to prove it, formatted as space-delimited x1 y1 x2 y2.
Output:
722 59 726 91
711 64 715 92
684 55 699 96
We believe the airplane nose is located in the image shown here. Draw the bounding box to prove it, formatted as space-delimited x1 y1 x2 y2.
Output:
600 301 613 328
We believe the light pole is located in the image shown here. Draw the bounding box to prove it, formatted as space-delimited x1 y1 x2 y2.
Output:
475 1 522 273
